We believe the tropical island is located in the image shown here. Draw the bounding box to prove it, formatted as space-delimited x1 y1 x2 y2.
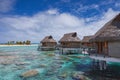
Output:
0 0 120 80
7 40 31 45
0 40 31 46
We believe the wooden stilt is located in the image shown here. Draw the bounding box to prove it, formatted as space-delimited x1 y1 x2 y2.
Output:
62 48 63 54
92 59 107 71
103 61 107 70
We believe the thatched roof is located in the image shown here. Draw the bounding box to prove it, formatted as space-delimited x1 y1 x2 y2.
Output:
41 36 56 43
59 32 81 42
82 35 93 43
91 13 120 42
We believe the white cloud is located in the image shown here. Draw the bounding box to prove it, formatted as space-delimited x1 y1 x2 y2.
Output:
0 8 119 43
46 9 59 15
0 0 15 13
75 4 99 13
84 8 120 35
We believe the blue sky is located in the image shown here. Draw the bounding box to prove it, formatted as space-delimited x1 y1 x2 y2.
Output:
0 0 120 43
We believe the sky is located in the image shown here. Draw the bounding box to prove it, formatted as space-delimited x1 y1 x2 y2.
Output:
0 0 120 43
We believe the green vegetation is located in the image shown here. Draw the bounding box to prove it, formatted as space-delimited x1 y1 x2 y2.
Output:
7 40 31 45
25 40 31 45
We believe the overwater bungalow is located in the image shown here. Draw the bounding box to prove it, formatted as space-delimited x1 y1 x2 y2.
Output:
90 13 120 58
59 32 81 54
39 35 57 51
82 35 94 48
88 14 120 71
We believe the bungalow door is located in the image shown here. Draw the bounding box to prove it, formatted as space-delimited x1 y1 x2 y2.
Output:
97 42 108 55
103 41 108 55
97 42 103 54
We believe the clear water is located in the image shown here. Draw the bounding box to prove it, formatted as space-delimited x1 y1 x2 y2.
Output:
0 45 120 80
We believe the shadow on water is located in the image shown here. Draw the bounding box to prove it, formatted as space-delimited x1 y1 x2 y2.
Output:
71 56 120 80
84 61 120 80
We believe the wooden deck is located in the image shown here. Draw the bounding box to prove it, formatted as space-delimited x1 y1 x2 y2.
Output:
89 54 120 63
37 46 56 51
58 48 82 54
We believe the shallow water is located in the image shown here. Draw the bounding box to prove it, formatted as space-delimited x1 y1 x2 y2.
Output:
0 45 120 80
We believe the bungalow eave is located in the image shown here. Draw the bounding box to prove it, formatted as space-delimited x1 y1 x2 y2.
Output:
90 36 120 42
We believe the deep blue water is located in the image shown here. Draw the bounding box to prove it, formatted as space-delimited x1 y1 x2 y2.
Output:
0 45 120 80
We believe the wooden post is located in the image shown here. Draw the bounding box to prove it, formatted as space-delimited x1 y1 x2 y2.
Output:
104 41 108 55
62 48 63 54
104 41 107 48
98 42 101 54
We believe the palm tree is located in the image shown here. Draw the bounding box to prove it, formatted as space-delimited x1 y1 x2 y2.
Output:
25 40 31 45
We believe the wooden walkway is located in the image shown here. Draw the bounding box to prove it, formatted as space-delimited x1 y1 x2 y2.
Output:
89 54 120 63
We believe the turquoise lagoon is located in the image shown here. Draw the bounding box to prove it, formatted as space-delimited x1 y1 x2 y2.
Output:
0 45 120 80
